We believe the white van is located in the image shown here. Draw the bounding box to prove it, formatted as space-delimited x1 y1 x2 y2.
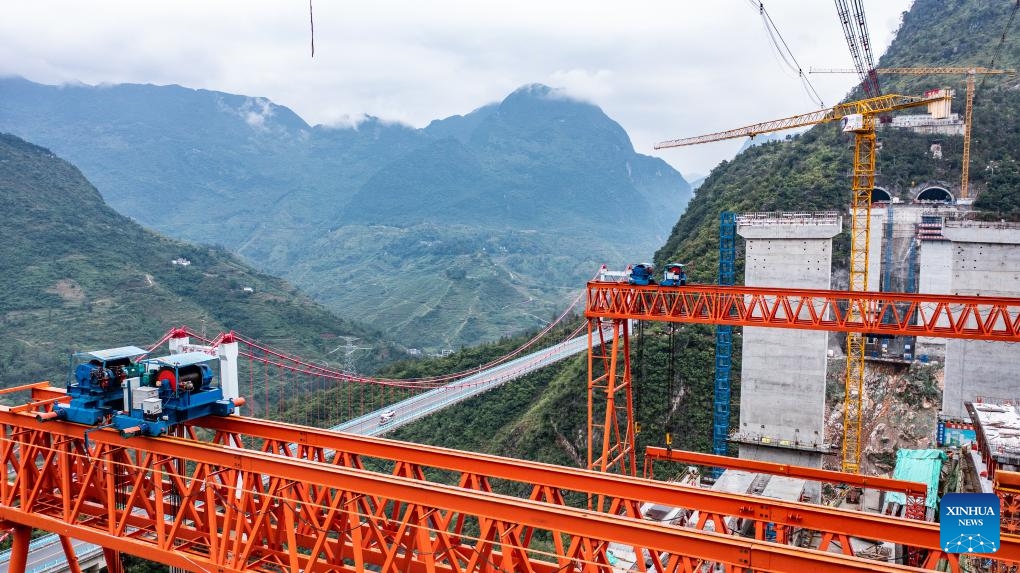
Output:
379 410 396 425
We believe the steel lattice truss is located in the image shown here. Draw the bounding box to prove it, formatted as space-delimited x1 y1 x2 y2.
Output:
585 283 1020 341
2 385 1017 573
653 93 947 148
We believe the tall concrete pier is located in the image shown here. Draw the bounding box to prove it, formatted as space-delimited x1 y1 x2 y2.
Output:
941 221 1020 418
735 212 842 468
865 209 884 291
916 227 952 358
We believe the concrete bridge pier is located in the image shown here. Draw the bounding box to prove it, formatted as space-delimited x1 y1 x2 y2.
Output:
734 212 842 468
941 221 1020 417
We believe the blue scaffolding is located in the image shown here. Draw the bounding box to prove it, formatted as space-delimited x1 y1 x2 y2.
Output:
906 239 918 293
712 212 736 465
882 202 895 293
904 239 919 361
879 203 896 353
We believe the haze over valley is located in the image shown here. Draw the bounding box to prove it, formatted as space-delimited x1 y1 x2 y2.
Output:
0 79 692 350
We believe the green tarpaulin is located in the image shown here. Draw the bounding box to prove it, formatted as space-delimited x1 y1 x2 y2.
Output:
885 449 946 508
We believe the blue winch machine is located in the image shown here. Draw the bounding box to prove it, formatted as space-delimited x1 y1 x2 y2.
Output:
661 262 688 286
628 263 657 285
44 346 242 437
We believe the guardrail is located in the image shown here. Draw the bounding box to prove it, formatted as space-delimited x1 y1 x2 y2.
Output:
944 220 1020 231
337 328 601 436
736 211 841 226
0 541 103 573
34 545 103 573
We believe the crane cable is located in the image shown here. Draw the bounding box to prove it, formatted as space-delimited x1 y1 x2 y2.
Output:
849 0 881 97
747 0 826 108
665 323 677 452
978 0 1020 95
636 320 645 436
309 0 315 58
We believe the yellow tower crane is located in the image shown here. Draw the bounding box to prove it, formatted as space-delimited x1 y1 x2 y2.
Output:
811 67 1017 199
656 91 951 473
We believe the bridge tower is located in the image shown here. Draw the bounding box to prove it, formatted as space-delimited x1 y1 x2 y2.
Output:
587 318 635 475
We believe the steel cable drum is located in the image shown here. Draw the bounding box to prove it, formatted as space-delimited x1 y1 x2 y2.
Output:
155 368 178 392
156 366 206 392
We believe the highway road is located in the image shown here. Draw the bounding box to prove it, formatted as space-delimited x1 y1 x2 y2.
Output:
1 323 618 572
0 538 103 573
333 325 614 436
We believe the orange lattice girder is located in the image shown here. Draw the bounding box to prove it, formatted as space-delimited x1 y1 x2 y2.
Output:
586 282 1020 341
195 415 953 552
0 405 932 573
2 385 1016 572
643 447 927 495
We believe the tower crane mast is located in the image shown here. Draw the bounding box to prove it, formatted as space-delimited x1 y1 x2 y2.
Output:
655 90 951 473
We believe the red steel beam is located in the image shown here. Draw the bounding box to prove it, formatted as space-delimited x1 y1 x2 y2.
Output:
7 389 992 559
586 282 1020 341
195 415 964 555
996 471 1020 539
644 447 927 495
997 470 1020 491
0 412 922 573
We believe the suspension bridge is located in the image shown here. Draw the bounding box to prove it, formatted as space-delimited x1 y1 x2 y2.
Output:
2 282 1020 572
0 293 604 573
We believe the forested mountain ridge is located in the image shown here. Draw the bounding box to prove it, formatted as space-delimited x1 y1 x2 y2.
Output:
658 0 1020 279
386 0 1020 465
652 0 1020 459
0 132 400 386
0 80 692 350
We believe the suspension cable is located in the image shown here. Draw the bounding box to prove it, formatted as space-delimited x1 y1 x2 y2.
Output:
150 278 601 391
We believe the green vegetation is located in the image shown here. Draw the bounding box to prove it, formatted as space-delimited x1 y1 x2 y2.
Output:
900 363 943 405
0 81 692 350
0 132 401 387
382 319 738 471
387 330 587 464
387 0 1020 466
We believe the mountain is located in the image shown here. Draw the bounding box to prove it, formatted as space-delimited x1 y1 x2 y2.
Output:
736 132 795 155
0 132 400 386
652 0 1020 460
0 80 692 350
0 77 426 246
658 0 1020 277
344 85 671 232
380 0 1020 468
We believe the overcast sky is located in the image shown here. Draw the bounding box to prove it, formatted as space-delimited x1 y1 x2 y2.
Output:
0 1 914 177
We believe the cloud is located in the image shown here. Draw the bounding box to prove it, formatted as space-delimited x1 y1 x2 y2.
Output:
549 69 615 104
241 98 274 129
0 0 912 174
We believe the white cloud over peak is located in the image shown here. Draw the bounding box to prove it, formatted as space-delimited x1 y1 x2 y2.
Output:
0 1 913 174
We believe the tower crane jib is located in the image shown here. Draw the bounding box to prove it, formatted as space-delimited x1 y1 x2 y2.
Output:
809 66 1017 199
654 93 950 150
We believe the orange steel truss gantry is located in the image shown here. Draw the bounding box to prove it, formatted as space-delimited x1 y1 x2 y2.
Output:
654 91 952 474
997 471 1020 538
584 282 1020 476
587 283 1020 340
642 447 929 520
1 383 1018 573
